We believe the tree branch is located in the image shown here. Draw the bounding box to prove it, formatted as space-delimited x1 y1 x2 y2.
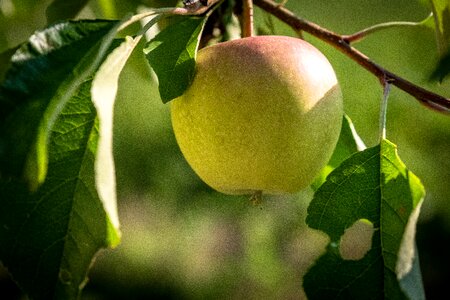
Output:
253 0 450 113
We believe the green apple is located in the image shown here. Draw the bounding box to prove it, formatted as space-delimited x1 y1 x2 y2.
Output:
171 36 343 195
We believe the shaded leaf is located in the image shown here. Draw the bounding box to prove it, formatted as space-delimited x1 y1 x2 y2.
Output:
328 115 366 167
0 46 19 82
144 15 207 103
0 20 119 189
46 0 91 24
304 139 425 300
0 79 118 300
0 18 136 299
312 114 366 190
431 51 450 82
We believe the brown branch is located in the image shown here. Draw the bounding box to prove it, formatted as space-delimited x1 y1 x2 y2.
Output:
179 0 223 15
253 0 450 113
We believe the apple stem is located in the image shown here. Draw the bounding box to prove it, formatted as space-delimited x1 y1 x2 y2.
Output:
242 0 255 37
250 190 263 206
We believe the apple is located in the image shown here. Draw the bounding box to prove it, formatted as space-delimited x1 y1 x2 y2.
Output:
171 35 343 196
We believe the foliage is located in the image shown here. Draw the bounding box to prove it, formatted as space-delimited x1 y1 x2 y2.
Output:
144 16 207 102
429 0 450 82
0 0 449 299
305 140 425 299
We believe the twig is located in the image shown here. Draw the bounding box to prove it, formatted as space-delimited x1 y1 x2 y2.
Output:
342 20 425 44
118 0 223 32
253 0 450 113
242 0 255 37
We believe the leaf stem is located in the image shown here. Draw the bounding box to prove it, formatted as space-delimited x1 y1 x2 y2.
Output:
379 79 391 142
253 0 450 113
242 0 255 37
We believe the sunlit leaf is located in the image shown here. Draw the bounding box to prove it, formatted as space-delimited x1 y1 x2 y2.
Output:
304 139 425 299
91 35 142 238
429 0 450 55
429 0 450 82
144 15 207 103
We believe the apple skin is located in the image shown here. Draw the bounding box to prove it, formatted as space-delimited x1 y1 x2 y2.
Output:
171 36 343 195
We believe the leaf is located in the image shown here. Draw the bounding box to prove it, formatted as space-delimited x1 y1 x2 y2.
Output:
0 46 19 83
0 79 118 300
46 0 91 24
429 0 450 82
144 15 207 103
91 35 142 237
0 19 137 299
0 20 119 189
429 0 450 56
312 114 366 190
431 51 450 82
328 115 367 167
304 139 425 300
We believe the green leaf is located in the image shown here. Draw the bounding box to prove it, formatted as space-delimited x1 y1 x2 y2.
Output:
0 19 136 298
429 0 450 81
0 46 19 83
304 139 425 300
46 0 91 24
431 51 450 82
144 15 207 103
328 115 366 167
429 0 450 56
312 114 366 190
0 79 118 300
91 35 142 237
0 20 119 189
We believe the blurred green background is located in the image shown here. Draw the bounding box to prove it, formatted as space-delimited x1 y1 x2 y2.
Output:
0 0 449 299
